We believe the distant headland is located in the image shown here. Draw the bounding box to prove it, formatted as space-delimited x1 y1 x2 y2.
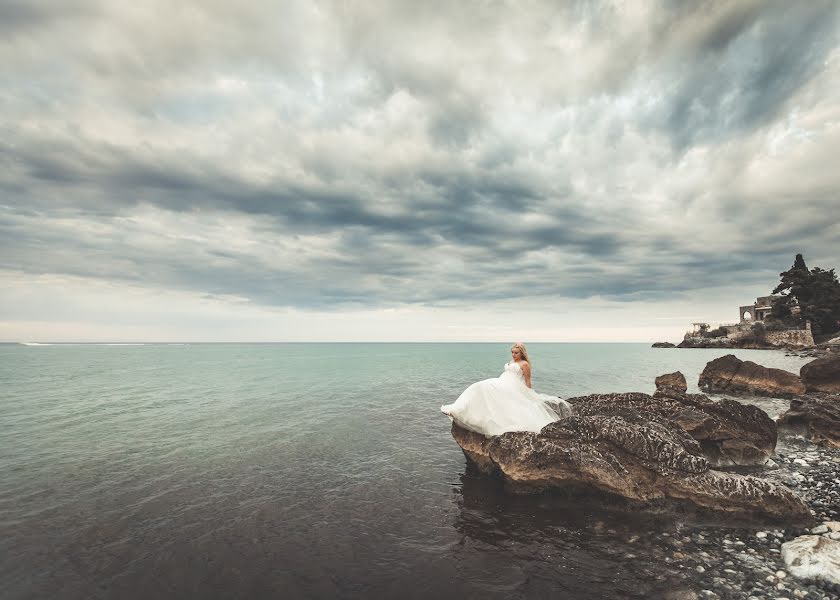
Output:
654 254 840 354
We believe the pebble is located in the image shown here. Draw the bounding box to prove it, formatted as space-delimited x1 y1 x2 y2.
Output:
527 427 840 599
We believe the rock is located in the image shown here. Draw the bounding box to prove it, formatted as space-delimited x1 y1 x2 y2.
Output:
568 390 777 466
781 535 840 585
449 408 812 524
699 354 806 398
656 371 688 393
777 393 840 448
678 337 733 349
653 342 677 348
800 356 840 393
826 335 840 346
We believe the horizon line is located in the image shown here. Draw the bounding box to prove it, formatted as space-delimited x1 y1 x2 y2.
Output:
2 340 662 345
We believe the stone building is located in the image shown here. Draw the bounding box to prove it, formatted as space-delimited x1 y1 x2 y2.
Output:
738 295 800 324
683 295 812 347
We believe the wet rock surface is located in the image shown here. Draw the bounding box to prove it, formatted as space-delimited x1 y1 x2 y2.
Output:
453 431 840 599
567 390 777 467
699 354 806 398
778 393 840 449
801 356 840 394
450 401 810 524
657 371 689 393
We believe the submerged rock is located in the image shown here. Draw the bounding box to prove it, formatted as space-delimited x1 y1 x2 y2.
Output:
777 393 840 448
567 390 776 466
698 354 805 398
800 355 840 394
449 408 811 524
781 535 840 585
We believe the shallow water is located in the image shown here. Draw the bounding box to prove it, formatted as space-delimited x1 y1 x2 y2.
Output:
0 343 815 599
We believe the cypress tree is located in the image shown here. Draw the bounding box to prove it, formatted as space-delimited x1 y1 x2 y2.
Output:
771 254 840 336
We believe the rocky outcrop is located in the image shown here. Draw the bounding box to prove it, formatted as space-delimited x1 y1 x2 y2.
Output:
655 371 687 393
800 356 840 393
652 342 676 348
781 535 840 586
777 393 840 448
449 412 811 524
567 390 776 466
699 354 805 398
678 337 734 349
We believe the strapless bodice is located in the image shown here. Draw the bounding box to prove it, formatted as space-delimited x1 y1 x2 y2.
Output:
501 361 525 383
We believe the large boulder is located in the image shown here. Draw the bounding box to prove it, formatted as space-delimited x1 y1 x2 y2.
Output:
699 354 805 398
567 391 776 466
449 410 811 524
781 535 840 586
800 356 840 393
652 342 676 348
655 371 687 393
777 393 840 448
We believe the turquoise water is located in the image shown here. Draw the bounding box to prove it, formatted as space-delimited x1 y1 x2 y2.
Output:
0 343 812 599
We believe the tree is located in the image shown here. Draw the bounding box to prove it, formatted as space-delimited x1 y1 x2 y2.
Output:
771 254 840 336
773 254 811 305
802 267 840 336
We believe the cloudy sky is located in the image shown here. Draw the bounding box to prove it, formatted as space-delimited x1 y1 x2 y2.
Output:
1 1 839 342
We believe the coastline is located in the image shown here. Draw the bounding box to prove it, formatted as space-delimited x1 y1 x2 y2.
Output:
653 338 837 359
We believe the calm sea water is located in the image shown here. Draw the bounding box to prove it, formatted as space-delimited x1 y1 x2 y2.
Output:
0 343 812 599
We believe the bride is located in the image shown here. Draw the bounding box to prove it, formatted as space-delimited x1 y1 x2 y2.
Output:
441 342 573 437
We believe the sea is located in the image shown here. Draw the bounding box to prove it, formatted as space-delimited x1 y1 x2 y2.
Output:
0 342 814 599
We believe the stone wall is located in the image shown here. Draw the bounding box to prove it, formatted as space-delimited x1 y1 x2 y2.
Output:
726 327 752 341
722 324 815 347
764 329 814 347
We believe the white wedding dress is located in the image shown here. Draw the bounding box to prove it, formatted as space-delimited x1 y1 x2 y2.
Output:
440 361 573 437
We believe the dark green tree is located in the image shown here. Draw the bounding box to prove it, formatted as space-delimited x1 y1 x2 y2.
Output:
771 254 810 324
771 254 840 336
801 267 840 336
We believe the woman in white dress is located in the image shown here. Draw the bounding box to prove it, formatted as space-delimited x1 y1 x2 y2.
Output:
441 342 573 437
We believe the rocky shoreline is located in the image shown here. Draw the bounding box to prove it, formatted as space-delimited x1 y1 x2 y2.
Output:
445 354 840 599
572 431 840 600
653 337 840 359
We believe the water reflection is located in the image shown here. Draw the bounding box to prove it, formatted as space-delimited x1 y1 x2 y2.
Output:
451 469 694 599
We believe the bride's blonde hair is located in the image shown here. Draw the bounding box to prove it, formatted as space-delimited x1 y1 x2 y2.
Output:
510 341 530 365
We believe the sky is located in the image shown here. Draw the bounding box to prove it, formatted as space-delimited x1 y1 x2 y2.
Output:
1 0 839 342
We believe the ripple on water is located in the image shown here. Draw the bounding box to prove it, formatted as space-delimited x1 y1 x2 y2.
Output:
0 343 824 599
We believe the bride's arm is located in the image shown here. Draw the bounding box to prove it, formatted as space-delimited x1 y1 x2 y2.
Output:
521 361 532 388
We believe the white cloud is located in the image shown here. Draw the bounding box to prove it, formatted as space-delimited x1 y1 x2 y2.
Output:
1 1 838 341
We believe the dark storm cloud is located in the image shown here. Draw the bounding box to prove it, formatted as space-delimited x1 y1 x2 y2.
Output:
1 0 839 312
651 2 839 150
